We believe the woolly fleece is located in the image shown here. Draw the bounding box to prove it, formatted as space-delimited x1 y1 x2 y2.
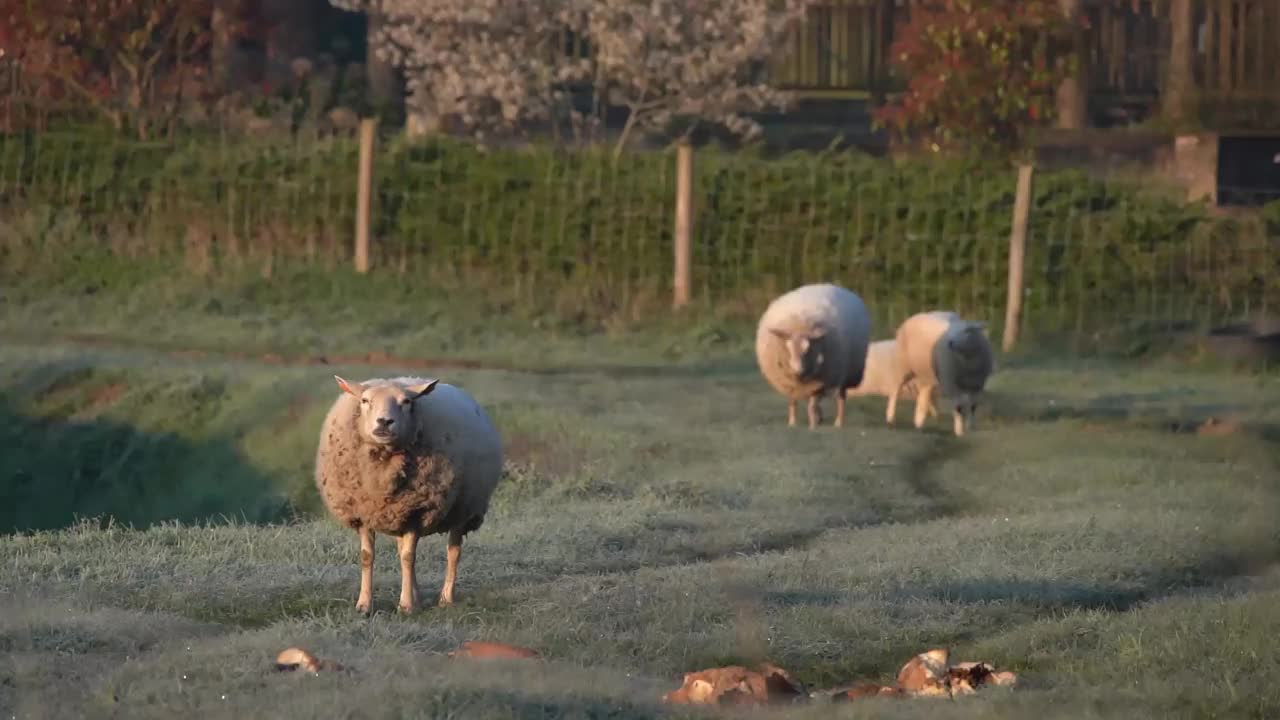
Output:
314 377 503 538
845 339 922 399
755 283 872 401
892 311 995 434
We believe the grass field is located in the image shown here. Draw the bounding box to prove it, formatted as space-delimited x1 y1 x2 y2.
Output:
2 312 1280 719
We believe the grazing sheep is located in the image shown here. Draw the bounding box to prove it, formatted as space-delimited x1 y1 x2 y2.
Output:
756 283 872 429
888 311 995 436
844 339 938 422
315 375 503 614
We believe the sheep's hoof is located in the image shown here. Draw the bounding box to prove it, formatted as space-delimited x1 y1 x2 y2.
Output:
397 603 415 615
355 600 372 616
437 596 454 608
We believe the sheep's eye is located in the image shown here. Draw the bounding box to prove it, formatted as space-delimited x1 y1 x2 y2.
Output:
360 398 369 405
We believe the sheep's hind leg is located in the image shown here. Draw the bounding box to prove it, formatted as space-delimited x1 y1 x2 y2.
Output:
787 398 797 427
807 394 823 429
356 527 375 615
914 385 935 429
834 389 847 428
438 529 464 607
396 530 420 614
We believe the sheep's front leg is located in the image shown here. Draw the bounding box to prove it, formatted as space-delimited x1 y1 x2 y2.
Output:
834 389 847 428
787 398 798 427
396 530 420 614
356 526 375 615
807 394 823 429
914 385 935 429
886 386 899 425
953 402 972 437
439 529 464 607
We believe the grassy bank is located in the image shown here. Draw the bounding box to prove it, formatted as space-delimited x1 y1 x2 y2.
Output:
2 340 1279 717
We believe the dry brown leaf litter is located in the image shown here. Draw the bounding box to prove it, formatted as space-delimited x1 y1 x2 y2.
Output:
448 640 542 660
274 647 344 673
666 647 1017 705
661 662 806 706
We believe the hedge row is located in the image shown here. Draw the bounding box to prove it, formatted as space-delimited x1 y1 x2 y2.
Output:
2 126 1278 336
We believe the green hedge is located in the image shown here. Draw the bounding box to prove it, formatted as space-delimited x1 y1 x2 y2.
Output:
2 127 1278 339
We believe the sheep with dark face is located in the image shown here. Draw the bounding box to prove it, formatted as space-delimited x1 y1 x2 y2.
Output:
314 375 503 614
888 311 995 436
755 283 872 429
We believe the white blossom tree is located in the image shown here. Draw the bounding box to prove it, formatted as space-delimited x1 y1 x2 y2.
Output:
331 0 815 151
585 0 816 156
331 0 592 139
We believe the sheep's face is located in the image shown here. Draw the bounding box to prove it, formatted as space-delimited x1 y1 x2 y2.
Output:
946 322 988 356
769 327 827 378
946 323 992 376
334 376 440 448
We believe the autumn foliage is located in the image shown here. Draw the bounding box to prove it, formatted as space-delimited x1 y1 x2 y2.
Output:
0 0 215 136
874 0 1082 157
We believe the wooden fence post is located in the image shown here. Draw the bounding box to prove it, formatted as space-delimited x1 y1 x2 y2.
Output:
354 117 378 274
672 141 694 309
1003 163 1035 353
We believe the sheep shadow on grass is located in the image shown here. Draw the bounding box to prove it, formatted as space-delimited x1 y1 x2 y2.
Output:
0 395 288 534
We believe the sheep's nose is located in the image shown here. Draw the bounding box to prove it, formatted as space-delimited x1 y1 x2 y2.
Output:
376 417 395 428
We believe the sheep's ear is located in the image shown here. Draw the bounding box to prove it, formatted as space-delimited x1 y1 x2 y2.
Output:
968 321 989 331
406 379 440 400
807 326 828 341
334 375 362 396
768 327 789 341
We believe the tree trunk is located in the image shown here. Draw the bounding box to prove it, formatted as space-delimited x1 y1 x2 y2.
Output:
1054 0 1087 130
1163 0 1196 127
366 10 401 113
211 2 236 93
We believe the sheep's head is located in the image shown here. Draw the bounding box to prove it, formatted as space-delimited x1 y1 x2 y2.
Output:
946 321 988 356
944 321 991 424
334 376 440 448
768 326 828 379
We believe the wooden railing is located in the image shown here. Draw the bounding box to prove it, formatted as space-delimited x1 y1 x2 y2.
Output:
768 0 897 99
1085 0 1280 104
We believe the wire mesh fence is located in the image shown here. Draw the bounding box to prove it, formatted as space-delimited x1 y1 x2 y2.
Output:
2 118 1278 349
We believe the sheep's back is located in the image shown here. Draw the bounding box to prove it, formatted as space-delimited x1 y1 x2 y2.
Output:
847 340 901 397
895 311 956 387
